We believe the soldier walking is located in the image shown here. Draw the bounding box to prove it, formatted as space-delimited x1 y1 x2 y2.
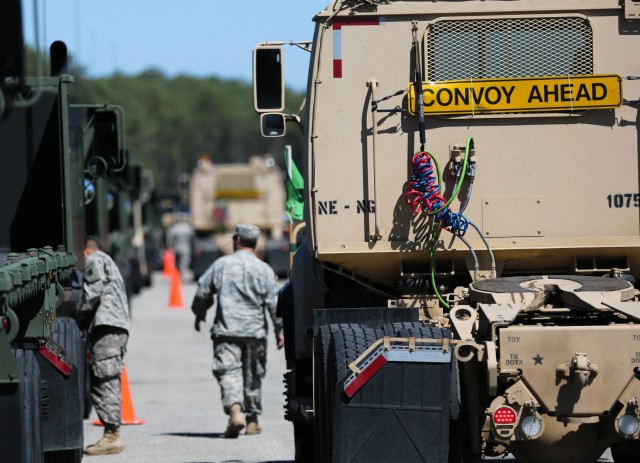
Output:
166 216 194 277
191 224 284 438
80 237 130 455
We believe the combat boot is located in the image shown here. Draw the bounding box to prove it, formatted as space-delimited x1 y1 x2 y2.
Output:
224 403 245 438
245 414 262 435
84 424 124 455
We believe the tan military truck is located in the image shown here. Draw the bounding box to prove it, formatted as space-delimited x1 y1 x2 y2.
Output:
254 1 640 462
189 155 287 278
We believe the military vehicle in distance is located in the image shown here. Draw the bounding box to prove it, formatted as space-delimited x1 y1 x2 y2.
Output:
189 154 287 279
254 1 640 462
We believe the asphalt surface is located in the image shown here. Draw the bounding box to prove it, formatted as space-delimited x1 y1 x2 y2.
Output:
81 271 615 463
82 272 294 463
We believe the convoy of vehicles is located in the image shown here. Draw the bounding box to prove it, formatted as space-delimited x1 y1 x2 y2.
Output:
189 154 288 279
254 1 640 462
0 2 146 460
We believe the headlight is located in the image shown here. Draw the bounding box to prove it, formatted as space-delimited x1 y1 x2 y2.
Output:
618 414 640 437
519 414 543 438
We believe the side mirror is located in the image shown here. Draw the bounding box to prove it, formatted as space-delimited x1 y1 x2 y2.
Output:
260 113 286 137
86 108 125 178
253 46 284 113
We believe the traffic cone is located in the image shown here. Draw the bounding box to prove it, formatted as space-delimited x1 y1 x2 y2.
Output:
94 365 145 426
163 249 176 278
168 266 185 309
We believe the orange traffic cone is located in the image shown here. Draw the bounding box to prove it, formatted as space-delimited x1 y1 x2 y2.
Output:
162 249 176 278
168 266 185 309
93 365 145 426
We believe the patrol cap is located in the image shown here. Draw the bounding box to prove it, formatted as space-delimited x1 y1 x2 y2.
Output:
234 224 261 241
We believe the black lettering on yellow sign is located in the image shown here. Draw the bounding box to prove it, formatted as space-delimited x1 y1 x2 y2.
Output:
407 75 622 116
527 83 608 103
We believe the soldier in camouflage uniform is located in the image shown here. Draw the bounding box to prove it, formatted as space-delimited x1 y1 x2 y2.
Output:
80 237 130 455
191 224 284 438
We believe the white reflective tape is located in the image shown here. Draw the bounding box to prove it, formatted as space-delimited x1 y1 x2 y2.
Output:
333 29 342 60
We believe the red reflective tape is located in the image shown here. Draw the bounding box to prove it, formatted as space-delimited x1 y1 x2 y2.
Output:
333 60 343 78
38 346 73 377
333 17 381 30
332 17 381 78
344 353 387 398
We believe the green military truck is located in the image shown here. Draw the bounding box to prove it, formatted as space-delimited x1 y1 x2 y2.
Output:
0 2 130 460
254 1 640 462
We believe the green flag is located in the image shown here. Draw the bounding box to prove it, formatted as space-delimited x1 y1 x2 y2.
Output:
284 145 304 221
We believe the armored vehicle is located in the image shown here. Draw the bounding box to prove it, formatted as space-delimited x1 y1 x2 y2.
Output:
1 2 130 460
189 155 287 278
254 1 640 462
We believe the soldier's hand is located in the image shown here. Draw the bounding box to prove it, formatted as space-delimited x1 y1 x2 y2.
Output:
276 333 285 350
194 316 205 332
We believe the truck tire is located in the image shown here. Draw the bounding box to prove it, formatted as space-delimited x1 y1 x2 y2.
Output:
314 323 345 463
324 325 385 462
0 349 44 463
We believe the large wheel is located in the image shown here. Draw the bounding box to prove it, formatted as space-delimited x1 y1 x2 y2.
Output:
325 325 385 462
314 324 339 463
0 349 44 463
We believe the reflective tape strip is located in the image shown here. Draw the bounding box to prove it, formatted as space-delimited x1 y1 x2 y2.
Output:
332 17 384 78
344 353 387 398
38 342 73 377
343 343 451 397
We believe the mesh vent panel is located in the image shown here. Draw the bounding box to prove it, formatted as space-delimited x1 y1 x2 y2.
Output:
426 17 593 81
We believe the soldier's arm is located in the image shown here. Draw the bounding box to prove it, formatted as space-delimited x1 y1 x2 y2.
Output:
191 265 216 320
264 271 283 339
79 259 104 326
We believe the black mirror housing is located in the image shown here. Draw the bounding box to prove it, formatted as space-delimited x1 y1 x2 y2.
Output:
253 46 285 113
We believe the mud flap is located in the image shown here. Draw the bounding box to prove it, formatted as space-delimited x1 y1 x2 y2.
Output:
329 326 454 463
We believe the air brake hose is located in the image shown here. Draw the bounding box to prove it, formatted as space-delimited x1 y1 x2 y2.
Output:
404 137 474 308
404 137 472 236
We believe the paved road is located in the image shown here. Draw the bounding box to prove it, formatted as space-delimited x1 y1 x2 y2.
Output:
81 271 614 463
82 272 294 463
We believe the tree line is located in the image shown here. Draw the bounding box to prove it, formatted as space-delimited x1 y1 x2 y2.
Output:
67 66 306 198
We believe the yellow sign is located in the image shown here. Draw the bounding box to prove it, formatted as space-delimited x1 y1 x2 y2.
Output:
215 189 261 199
407 75 622 116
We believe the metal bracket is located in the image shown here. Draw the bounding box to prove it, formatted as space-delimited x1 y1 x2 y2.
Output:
625 0 640 20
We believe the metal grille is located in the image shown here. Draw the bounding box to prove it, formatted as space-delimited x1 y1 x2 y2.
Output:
426 17 593 81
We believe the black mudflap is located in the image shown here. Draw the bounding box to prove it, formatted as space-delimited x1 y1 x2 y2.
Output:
329 325 454 463
37 317 84 453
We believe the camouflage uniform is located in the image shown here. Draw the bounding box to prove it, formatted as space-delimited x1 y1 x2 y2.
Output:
80 250 130 426
192 247 281 416
166 220 194 275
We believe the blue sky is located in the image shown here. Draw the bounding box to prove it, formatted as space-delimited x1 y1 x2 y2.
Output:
22 0 324 91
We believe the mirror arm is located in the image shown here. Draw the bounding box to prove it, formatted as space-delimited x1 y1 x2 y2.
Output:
285 114 304 133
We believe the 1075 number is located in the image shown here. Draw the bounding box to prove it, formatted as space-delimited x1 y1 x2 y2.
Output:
607 194 640 208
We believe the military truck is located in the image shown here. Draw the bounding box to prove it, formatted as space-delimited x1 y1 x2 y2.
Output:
253 1 640 462
189 154 288 278
1 3 130 460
